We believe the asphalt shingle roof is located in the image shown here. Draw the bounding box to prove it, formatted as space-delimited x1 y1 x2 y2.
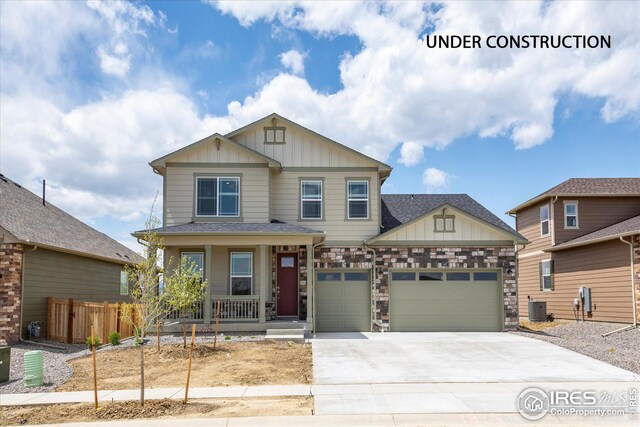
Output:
0 174 141 264
138 221 325 235
509 178 640 213
550 214 640 250
380 194 524 240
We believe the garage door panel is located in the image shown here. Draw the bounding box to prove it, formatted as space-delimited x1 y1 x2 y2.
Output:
391 270 501 332
316 269 370 332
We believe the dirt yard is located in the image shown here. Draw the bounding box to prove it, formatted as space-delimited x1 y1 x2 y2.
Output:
58 340 312 391
519 319 568 331
0 397 313 426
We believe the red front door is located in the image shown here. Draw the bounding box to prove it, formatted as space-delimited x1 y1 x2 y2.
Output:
277 253 298 316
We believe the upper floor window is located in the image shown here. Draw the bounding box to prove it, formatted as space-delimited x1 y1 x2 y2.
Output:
264 127 285 144
434 215 455 232
347 180 369 219
196 177 240 217
301 180 322 219
120 270 128 295
564 201 578 229
540 204 550 236
230 252 252 295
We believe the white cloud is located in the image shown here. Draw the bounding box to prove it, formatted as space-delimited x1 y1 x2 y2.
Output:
422 168 450 192
97 46 130 77
398 141 424 166
280 49 306 75
210 0 640 157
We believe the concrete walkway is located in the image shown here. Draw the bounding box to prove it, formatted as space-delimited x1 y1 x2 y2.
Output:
10 413 639 426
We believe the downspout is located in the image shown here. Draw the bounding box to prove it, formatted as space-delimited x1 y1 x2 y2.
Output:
364 242 377 332
603 236 638 336
508 212 528 327
311 241 324 334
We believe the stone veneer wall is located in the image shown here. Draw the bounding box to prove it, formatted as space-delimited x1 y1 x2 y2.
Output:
0 243 23 344
633 235 640 324
314 246 517 332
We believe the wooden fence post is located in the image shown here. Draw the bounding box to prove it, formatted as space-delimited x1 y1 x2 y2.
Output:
116 303 121 335
103 301 109 343
67 298 74 344
47 297 53 340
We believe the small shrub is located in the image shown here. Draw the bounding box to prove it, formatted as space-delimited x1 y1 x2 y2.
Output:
86 336 101 349
108 331 121 346
224 336 231 340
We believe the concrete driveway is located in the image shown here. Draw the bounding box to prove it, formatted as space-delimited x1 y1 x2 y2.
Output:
312 332 639 384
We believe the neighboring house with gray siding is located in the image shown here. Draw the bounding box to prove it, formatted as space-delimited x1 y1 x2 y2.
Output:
135 113 526 333
0 174 141 343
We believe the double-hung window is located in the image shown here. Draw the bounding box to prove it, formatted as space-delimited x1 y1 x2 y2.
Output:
540 205 550 236
301 180 322 219
230 252 252 295
181 252 204 279
347 180 369 219
119 271 128 295
540 259 553 291
196 177 240 217
564 202 578 228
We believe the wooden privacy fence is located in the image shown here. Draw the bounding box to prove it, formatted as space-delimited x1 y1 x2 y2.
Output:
47 297 139 344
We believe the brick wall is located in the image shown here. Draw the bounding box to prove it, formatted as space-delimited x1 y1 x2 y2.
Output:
0 243 23 344
314 246 517 332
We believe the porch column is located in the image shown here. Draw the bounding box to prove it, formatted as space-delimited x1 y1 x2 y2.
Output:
259 245 268 323
204 245 212 324
306 243 314 325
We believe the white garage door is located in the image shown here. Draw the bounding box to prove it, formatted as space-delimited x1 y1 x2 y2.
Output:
316 269 370 332
390 270 502 332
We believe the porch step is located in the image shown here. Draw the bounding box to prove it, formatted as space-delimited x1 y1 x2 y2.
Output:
266 328 306 343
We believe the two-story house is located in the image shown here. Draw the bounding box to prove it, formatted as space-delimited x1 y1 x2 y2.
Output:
135 113 526 333
508 178 640 324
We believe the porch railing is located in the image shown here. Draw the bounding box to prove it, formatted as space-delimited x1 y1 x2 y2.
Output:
164 300 204 322
212 296 259 322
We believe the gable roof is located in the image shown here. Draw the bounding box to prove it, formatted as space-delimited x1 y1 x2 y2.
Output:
508 178 640 214
375 194 526 243
149 133 282 171
546 214 640 251
225 112 392 173
0 174 142 265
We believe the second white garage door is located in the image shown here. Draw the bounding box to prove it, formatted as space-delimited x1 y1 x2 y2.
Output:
390 270 502 332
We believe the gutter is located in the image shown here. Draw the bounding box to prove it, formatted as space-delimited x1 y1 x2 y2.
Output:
545 231 640 252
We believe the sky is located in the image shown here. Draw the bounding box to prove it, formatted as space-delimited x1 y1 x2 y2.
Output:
1 1 639 254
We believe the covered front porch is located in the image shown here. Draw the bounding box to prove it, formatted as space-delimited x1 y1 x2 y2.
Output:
158 224 325 332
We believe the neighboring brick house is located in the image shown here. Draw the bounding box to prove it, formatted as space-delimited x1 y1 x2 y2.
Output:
508 178 640 324
134 113 526 333
0 174 141 344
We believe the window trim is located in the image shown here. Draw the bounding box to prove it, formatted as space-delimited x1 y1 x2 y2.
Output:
540 204 550 237
194 175 241 218
564 201 579 229
119 270 128 295
346 179 370 220
540 259 553 292
434 214 456 232
299 178 324 220
229 252 253 296
264 126 286 144
180 251 205 277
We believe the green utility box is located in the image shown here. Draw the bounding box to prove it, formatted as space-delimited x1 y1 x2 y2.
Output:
24 350 44 387
0 346 9 383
